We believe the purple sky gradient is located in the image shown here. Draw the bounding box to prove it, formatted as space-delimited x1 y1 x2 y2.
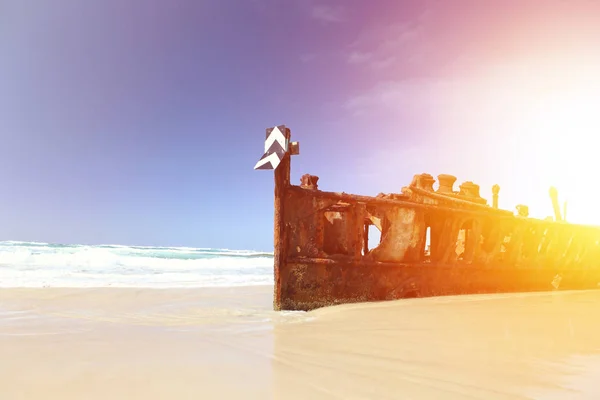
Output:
2 0 600 250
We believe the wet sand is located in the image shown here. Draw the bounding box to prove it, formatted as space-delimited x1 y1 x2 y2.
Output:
1 287 600 399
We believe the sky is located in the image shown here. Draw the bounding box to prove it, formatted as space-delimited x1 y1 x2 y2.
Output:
3 0 600 250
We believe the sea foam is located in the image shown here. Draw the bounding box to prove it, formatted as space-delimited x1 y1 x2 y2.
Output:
0 241 274 288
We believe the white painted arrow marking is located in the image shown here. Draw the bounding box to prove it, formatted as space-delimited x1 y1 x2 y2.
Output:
253 151 282 170
264 126 288 153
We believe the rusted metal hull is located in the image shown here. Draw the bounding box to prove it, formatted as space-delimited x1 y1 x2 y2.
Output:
263 128 600 311
280 260 600 311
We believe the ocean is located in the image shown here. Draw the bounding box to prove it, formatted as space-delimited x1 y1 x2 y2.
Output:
0 241 274 288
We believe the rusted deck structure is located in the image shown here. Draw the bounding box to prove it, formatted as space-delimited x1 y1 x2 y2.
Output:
255 126 600 311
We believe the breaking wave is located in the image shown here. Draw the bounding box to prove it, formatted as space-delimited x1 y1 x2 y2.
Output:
0 241 274 288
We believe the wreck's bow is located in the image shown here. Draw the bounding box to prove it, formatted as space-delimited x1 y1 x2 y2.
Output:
255 126 600 311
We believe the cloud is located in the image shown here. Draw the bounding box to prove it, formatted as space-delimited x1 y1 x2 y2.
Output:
344 78 459 117
299 53 317 63
345 57 598 117
343 58 556 117
345 9 431 70
347 51 373 64
311 4 345 23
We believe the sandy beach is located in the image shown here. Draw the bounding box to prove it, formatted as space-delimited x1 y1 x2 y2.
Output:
1 287 600 399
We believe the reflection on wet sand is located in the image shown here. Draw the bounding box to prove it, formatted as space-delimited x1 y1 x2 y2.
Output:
272 290 600 399
1 287 599 399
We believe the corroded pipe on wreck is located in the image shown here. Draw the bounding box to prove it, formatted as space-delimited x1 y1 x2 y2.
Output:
413 173 435 191
300 174 319 190
459 181 481 199
516 204 529 217
437 174 457 194
492 184 500 209
549 186 562 222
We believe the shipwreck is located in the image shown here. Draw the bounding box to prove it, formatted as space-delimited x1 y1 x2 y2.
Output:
255 125 600 311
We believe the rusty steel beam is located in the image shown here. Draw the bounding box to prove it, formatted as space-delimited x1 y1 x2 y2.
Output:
492 184 500 209
288 186 515 218
549 186 563 222
272 129 291 311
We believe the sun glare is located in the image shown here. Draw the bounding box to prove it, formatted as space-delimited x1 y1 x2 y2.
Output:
519 79 600 225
